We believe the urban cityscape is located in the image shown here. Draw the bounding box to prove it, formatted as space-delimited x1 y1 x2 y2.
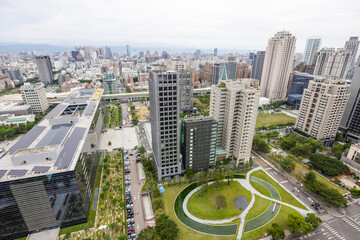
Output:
0 1 360 240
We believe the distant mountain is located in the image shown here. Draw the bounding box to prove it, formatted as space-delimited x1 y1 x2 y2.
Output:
0 43 73 53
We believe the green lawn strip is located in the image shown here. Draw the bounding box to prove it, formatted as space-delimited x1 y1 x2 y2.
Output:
59 153 102 235
251 170 307 210
244 202 280 232
250 181 271 198
256 113 295 128
250 176 280 200
187 181 251 220
163 184 235 240
245 195 271 221
242 205 301 240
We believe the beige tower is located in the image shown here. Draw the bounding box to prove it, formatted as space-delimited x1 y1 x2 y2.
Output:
20 83 49 114
314 48 353 78
210 79 260 165
295 77 350 146
260 31 296 102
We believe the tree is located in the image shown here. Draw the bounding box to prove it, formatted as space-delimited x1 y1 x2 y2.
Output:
253 136 271 153
214 172 225 188
249 158 254 168
305 213 322 228
185 168 194 181
117 234 127 240
109 222 116 229
226 170 234 185
64 232 71 239
280 157 296 172
138 227 158 240
309 154 349 176
267 223 285 240
108 141 112 146
155 208 165 216
287 213 305 236
84 225 89 232
91 143 95 148
215 195 226 209
304 222 313 234
103 235 111 240
119 201 126 209
155 214 179 240
152 198 163 211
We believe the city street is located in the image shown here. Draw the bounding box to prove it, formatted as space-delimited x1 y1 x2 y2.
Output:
128 150 146 236
138 121 152 151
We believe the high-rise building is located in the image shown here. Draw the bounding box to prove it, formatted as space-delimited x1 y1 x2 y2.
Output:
148 70 182 180
180 116 217 172
178 70 193 112
287 72 315 108
303 37 322 65
214 48 218 57
235 63 249 79
295 77 350 146
1 68 23 81
200 63 213 84
126 45 131 57
170 58 186 71
34 55 54 84
103 73 117 94
20 83 49 114
139 51 144 58
162 51 169 59
340 61 360 141
344 37 360 65
248 52 255 66
194 50 201 60
251 51 265 81
260 31 296 101
105 47 112 59
225 56 237 80
212 63 221 85
313 48 352 79
210 79 260 164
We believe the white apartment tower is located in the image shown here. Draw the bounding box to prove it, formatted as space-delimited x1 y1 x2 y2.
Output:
21 83 49 114
303 37 322 65
260 31 296 101
344 37 360 65
313 48 352 78
210 79 260 165
295 77 350 146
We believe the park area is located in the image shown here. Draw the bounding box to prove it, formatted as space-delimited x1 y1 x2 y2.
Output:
256 113 296 129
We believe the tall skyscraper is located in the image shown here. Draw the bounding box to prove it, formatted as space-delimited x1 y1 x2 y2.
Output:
314 48 352 78
295 77 350 146
200 63 213 84
210 79 260 164
105 46 112 59
344 37 360 65
126 44 131 57
194 50 201 60
21 83 49 114
340 62 360 141
260 31 296 101
214 48 218 57
287 72 315 108
225 56 237 80
251 51 265 82
148 70 182 180
212 63 221 85
235 63 249 79
180 116 217 172
178 70 193 112
303 37 322 65
34 55 54 84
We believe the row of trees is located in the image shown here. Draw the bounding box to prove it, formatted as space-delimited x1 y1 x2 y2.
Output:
129 105 138 125
279 134 325 157
256 121 294 131
309 153 350 176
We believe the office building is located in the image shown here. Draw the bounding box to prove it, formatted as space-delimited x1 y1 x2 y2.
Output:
295 77 350 146
1 68 23 81
126 45 131 57
251 51 265 81
21 83 49 115
0 89 103 240
210 79 260 164
148 70 182 181
260 31 296 101
303 37 322 65
103 76 117 95
34 56 54 84
200 63 213 84
225 56 237 80
287 72 315 108
180 116 217 172
178 70 193 112
194 50 201 60
314 48 352 78
236 63 249 79
344 37 360 65
340 62 360 141
214 48 218 57
212 63 221 85
105 47 112 59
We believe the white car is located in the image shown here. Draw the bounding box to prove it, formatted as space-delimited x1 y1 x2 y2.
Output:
307 197 314 203
294 187 300 193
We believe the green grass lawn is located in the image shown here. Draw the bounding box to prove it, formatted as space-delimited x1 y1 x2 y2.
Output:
163 184 235 240
256 113 295 128
245 195 271 221
187 181 252 220
251 170 307 210
250 182 271 198
242 205 301 240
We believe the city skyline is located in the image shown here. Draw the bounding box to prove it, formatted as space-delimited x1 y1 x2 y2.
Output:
0 0 359 51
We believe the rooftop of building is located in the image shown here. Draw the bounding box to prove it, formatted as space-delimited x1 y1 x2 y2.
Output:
183 115 215 123
216 78 260 90
0 88 103 182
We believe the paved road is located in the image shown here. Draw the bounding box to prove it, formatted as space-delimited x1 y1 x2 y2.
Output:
128 149 145 235
138 122 151 151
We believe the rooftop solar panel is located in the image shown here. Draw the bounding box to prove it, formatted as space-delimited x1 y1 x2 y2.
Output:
8 126 47 154
84 101 96 115
45 104 67 119
54 127 87 168
36 124 72 147
31 166 50 173
8 169 27 176
0 170 7 179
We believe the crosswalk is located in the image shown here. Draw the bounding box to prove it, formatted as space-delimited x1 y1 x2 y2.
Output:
322 222 346 240
342 218 360 232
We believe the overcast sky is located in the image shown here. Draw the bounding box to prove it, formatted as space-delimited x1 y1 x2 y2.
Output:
0 0 359 52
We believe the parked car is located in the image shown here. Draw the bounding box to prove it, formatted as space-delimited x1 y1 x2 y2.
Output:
307 197 314 203
294 187 300 193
